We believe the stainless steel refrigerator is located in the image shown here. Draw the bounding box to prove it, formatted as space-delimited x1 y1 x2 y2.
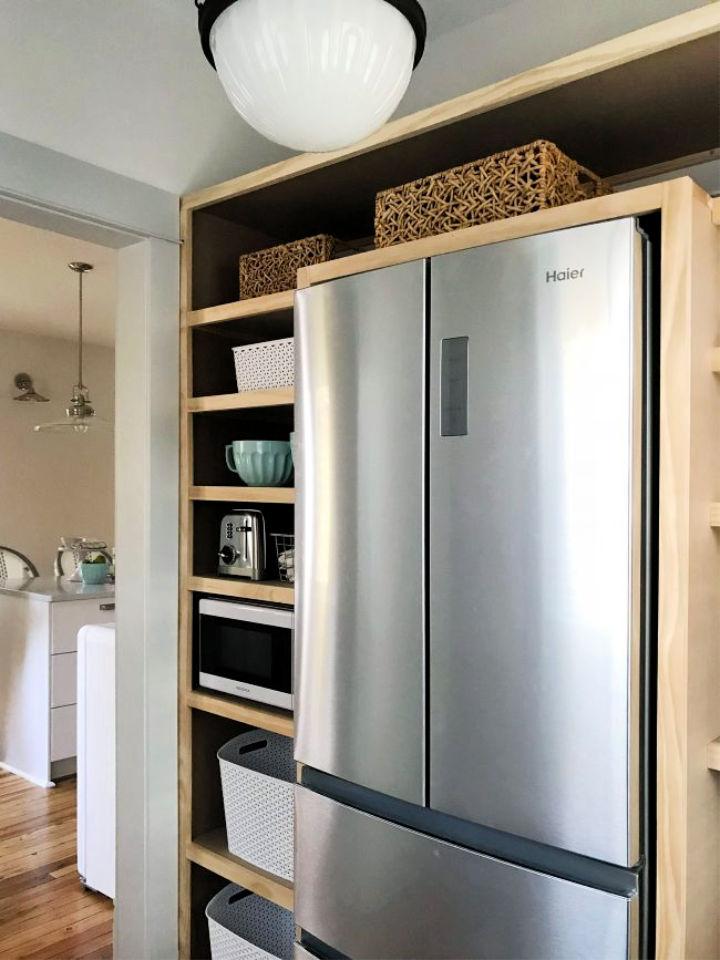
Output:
294 217 656 960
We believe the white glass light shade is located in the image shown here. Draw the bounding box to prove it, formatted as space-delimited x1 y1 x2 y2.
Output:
210 0 417 152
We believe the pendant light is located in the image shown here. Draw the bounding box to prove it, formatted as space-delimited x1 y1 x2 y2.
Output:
34 262 107 434
196 0 427 153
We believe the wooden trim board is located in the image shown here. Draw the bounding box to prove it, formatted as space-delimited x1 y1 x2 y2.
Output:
186 388 294 413
185 690 294 738
182 5 720 211
654 178 720 959
189 486 295 504
187 290 294 328
298 184 665 288
187 830 293 911
186 575 294 606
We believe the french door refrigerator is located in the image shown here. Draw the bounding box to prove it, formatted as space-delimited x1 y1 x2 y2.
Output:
294 217 656 960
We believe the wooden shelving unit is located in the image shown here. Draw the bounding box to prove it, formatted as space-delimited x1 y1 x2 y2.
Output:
179 6 720 957
180 180 297 956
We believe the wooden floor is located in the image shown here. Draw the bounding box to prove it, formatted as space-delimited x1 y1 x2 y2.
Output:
0 771 113 959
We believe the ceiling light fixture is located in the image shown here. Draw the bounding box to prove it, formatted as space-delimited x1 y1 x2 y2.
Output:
34 262 107 435
196 0 427 153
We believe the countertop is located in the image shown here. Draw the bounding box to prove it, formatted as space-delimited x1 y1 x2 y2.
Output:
0 577 115 603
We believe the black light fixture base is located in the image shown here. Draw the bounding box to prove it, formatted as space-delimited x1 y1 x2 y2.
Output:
196 0 426 70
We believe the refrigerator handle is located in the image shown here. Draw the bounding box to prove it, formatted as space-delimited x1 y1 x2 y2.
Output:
440 336 469 436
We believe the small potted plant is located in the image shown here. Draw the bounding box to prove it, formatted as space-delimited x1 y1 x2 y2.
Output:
80 552 109 585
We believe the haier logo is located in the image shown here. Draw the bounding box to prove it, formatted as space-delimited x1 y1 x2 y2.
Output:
546 268 585 283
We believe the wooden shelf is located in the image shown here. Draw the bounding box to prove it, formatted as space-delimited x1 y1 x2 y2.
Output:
188 290 295 327
187 388 293 413
190 485 294 504
187 829 294 911
710 504 720 528
187 575 294 605
711 348 720 374
186 689 294 738
708 738 720 772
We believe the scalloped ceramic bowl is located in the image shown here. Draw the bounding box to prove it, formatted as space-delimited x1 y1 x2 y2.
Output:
226 440 293 487
80 562 108 585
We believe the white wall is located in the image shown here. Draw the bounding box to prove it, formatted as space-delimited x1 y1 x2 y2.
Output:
0 329 114 575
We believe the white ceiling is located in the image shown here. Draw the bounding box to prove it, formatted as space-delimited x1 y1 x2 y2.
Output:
0 0 517 196
0 0 698 196
0 217 116 346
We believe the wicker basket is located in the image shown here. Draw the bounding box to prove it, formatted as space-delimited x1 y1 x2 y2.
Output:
206 885 294 960
232 338 294 392
374 140 611 247
239 234 335 299
218 731 294 882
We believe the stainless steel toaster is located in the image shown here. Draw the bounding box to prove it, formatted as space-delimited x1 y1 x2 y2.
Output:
218 510 266 580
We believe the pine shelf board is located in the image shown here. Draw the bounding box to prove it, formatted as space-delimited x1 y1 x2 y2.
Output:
711 348 720 374
190 485 295 504
710 503 720 528
187 829 294 911
185 689 294 737
187 388 293 413
187 290 295 327
187 575 294 605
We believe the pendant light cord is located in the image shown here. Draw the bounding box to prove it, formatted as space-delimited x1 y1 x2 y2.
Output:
77 268 84 390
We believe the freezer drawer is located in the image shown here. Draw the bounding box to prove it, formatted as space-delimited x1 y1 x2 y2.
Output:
296 787 634 960
295 261 426 805
429 219 645 866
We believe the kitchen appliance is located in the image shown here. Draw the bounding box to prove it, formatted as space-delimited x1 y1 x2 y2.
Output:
77 623 115 899
295 218 656 958
218 509 266 580
198 598 293 709
55 537 114 581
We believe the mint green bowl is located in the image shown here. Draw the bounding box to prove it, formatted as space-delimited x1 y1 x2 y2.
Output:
80 562 108 585
226 440 293 487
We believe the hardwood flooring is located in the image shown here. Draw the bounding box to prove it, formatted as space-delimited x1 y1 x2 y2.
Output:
0 771 113 959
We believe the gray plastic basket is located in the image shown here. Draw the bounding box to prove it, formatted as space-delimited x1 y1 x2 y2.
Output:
206 884 294 960
218 730 295 882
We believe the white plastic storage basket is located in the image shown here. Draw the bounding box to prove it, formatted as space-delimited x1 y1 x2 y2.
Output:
218 731 295 881
232 338 294 392
206 884 294 960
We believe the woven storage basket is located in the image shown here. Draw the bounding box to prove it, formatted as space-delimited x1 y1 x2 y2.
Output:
239 235 335 299
374 140 611 247
206 885 294 960
218 731 294 882
232 338 294 392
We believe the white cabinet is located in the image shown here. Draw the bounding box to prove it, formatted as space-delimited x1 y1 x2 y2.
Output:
0 587 115 784
51 653 77 708
51 705 77 761
52 599 115 654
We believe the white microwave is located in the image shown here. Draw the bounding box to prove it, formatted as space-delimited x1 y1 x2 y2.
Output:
198 598 294 710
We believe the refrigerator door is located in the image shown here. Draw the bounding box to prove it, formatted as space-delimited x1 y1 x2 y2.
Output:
296 787 635 960
295 262 426 805
429 219 644 866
